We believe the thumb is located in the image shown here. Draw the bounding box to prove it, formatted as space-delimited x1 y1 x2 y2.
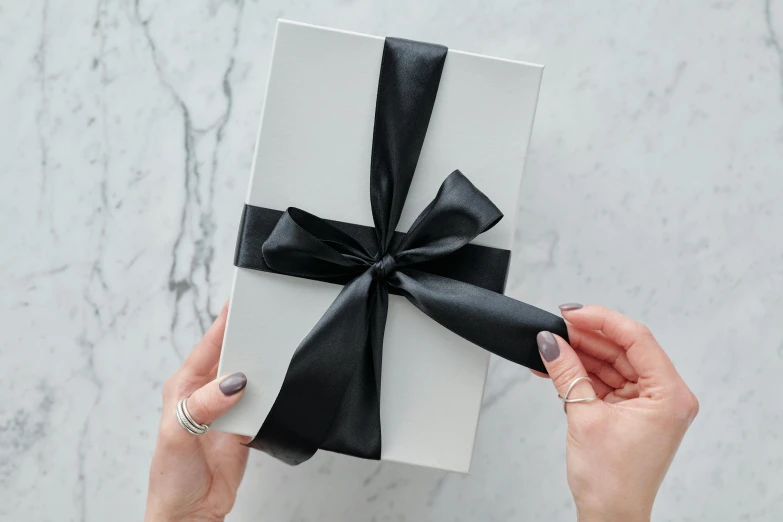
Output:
185 372 248 427
536 331 601 420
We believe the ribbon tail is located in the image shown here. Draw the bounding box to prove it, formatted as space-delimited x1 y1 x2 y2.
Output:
321 279 387 459
249 270 386 464
389 269 568 374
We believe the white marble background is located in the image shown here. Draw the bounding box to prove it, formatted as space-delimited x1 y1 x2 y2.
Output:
1 0 782 520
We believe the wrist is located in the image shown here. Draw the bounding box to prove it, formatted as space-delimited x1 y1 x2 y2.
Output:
576 500 652 522
578 514 649 522
146 514 224 522
145 505 225 522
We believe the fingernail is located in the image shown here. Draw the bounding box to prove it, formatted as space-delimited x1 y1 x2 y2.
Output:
536 331 560 362
219 372 247 396
559 303 583 311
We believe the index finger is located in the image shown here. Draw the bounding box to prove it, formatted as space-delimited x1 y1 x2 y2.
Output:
560 305 678 384
182 300 229 378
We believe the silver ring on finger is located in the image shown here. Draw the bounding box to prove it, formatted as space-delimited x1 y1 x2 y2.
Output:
176 396 210 435
558 376 600 414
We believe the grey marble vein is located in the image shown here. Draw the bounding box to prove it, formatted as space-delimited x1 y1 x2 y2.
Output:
34 0 50 214
766 0 783 103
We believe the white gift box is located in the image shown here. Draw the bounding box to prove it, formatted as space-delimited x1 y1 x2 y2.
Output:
214 20 544 473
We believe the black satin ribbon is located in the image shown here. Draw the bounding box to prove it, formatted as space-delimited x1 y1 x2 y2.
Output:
235 205 512 295
238 37 568 465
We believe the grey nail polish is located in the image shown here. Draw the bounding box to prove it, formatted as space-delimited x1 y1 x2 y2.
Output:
559 303 583 311
536 331 560 362
219 372 247 396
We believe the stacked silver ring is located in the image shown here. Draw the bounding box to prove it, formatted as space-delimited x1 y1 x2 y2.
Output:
176 397 210 436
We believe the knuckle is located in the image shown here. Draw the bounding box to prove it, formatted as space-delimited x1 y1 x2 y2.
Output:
595 362 613 380
597 366 620 388
669 387 699 425
189 392 217 424
594 305 612 317
552 364 584 394
156 413 189 451
634 322 653 339
157 427 180 452
572 409 606 438
686 392 700 420
162 375 177 398
581 353 599 371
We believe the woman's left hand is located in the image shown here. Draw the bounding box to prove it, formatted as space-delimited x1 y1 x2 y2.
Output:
145 302 251 522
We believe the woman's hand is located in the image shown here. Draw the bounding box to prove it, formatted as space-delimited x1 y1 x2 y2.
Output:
145 303 251 522
535 304 699 522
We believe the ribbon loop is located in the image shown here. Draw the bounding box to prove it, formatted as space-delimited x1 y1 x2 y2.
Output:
262 208 373 280
394 170 504 268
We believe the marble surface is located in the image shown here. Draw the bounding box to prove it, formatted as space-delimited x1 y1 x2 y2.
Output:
1 1 782 520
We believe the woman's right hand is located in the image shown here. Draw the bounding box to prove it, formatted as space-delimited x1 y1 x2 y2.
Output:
535 305 699 522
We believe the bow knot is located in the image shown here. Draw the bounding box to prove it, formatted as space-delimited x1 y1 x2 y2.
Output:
371 253 397 280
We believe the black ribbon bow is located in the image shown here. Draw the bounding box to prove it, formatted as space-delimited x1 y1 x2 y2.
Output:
235 37 568 465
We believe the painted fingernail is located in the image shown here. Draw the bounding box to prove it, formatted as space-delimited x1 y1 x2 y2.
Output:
536 331 560 362
559 303 583 311
219 372 247 396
